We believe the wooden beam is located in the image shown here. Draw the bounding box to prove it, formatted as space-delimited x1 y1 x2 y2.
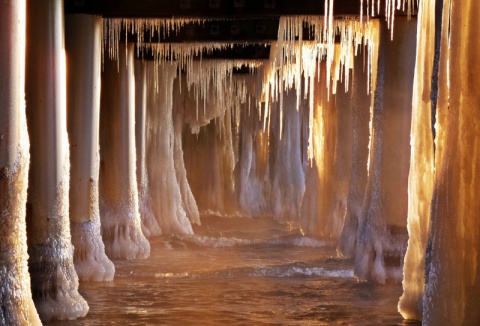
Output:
118 20 281 43
66 0 366 18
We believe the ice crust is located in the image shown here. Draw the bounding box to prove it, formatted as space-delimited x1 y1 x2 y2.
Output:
99 44 150 260
0 1 41 324
146 63 195 235
134 60 162 237
397 0 435 320
65 14 115 282
421 0 480 324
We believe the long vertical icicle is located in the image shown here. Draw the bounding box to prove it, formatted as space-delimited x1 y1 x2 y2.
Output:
397 0 435 320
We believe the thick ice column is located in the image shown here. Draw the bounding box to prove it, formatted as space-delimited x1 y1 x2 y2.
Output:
0 1 42 324
65 14 115 282
354 18 416 284
182 94 238 215
300 66 339 237
172 79 201 225
398 0 435 320
237 96 271 217
134 60 161 237
99 43 150 259
146 64 193 234
270 90 306 225
331 82 354 237
337 50 373 258
423 1 480 324
25 0 89 321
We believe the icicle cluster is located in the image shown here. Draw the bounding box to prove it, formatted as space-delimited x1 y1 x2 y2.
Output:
103 18 204 64
360 0 416 37
181 59 263 131
261 16 380 162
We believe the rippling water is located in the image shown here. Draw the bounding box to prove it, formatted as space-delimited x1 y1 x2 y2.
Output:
48 215 409 325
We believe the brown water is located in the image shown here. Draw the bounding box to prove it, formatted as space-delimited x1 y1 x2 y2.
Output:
48 215 411 325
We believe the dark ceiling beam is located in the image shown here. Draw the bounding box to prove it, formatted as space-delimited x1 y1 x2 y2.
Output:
66 0 360 18
120 20 280 43
116 19 343 43
66 0 414 18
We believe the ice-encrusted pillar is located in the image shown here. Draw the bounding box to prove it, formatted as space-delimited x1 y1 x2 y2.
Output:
337 49 372 258
146 64 193 234
172 79 201 226
25 0 89 321
354 18 416 284
300 65 339 237
423 0 480 324
397 0 435 320
0 1 41 324
134 60 161 237
65 14 115 281
270 90 306 225
99 43 150 260
237 87 270 217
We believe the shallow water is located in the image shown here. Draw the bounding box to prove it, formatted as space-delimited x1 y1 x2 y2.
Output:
48 215 410 325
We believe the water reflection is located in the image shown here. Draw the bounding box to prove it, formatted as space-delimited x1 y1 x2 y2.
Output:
47 215 404 325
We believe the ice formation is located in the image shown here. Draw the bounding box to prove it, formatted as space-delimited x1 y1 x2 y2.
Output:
172 80 201 225
103 18 204 65
236 75 272 217
181 63 264 216
337 51 373 258
397 0 435 319
134 60 162 237
300 63 345 238
269 90 307 226
65 14 115 282
422 0 480 324
0 1 41 324
262 16 382 159
99 43 150 260
24 0 89 321
354 18 416 284
145 62 194 234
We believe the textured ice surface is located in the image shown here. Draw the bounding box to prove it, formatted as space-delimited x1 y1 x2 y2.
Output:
65 14 115 282
353 19 415 284
337 51 373 259
99 44 150 260
146 63 194 235
422 1 480 324
134 60 162 237
0 1 41 324
25 0 89 320
397 0 435 320
70 220 115 281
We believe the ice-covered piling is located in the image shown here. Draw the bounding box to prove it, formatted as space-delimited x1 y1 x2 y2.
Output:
0 0 42 324
134 60 162 237
354 18 416 284
236 75 271 217
397 0 435 319
423 0 480 324
99 43 150 260
172 79 201 226
269 90 306 226
300 63 341 238
146 63 194 234
65 14 115 282
25 0 89 320
337 50 373 258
